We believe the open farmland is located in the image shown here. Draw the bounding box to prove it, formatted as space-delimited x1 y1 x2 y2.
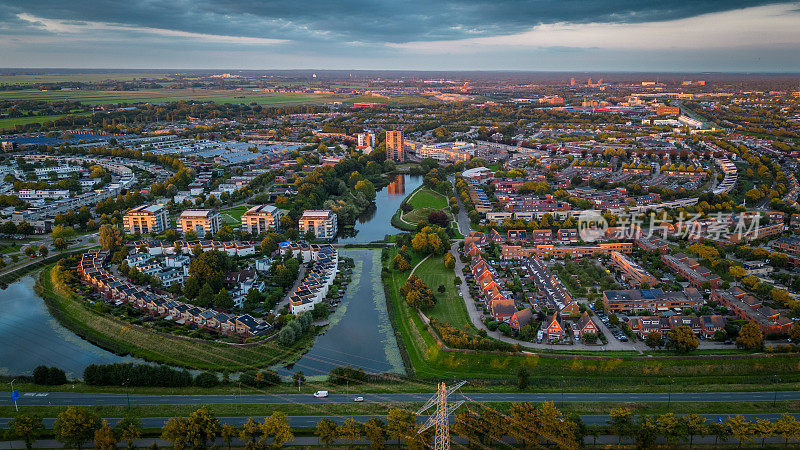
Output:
0 88 342 105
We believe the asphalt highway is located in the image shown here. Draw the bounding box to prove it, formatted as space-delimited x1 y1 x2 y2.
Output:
9 390 799 407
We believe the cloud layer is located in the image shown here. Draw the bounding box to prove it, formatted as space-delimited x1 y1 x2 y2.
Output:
0 1 798 71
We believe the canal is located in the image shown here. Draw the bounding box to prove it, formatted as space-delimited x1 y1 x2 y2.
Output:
0 174 418 377
0 275 141 378
336 174 422 244
277 248 405 378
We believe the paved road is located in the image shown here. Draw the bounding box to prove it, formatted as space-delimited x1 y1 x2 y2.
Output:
9 390 799 407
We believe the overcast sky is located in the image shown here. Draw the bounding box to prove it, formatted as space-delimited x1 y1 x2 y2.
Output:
1 1 799 71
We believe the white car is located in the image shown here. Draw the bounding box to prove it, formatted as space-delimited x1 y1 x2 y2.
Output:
354 396 364 402
313 391 329 398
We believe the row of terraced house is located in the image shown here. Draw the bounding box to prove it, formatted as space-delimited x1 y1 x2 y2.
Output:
284 243 339 314
78 249 270 337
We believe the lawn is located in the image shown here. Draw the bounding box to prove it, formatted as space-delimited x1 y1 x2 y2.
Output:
400 187 451 225
414 255 476 333
383 248 800 388
408 189 448 211
552 258 621 297
220 205 250 225
38 265 315 371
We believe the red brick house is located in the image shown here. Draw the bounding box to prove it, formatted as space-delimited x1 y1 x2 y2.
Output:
574 312 598 340
545 312 565 340
510 308 534 331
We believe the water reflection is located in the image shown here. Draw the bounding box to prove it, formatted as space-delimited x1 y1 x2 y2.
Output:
0 276 142 378
276 249 404 378
336 174 422 244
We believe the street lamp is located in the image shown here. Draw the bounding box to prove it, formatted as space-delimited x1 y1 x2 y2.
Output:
667 376 673 410
561 376 565 403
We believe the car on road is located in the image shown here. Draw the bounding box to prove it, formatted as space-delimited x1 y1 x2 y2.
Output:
313 391 329 398
353 396 364 402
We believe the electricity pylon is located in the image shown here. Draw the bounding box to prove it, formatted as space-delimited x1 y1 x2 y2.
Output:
416 381 466 450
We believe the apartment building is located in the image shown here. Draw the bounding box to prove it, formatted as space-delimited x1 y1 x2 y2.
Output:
240 204 282 234
299 210 338 240
124 204 169 235
501 242 633 260
610 251 659 287
635 235 669 254
661 253 721 288
177 210 220 238
712 288 792 335
386 130 404 162
602 287 703 313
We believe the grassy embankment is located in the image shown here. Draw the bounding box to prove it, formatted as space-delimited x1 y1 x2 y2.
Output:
383 246 800 391
36 265 315 372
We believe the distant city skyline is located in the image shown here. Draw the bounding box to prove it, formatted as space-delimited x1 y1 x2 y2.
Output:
0 1 799 71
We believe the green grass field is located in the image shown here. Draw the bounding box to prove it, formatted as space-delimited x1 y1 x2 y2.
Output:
0 112 91 130
220 205 250 226
400 187 451 225
0 88 340 106
344 95 439 106
414 255 476 333
38 265 314 371
0 72 169 85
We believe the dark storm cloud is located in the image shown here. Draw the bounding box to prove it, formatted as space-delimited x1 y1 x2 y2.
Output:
0 0 791 43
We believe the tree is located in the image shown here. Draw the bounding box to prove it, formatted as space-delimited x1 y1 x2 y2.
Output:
93 420 117 450
609 407 634 446
220 424 236 450
736 323 764 349
239 418 261 446
8 414 44 450
645 331 664 349
635 415 658 450
508 402 539 447
54 237 68 251
315 418 339 447
386 409 416 446
656 412 686 448
443 252 455 270
53 406 101 450
453 410 483 447
726 415 753 448
363 417 386 450
213 289 234 310
161 417 189 450
516 366 529 389
39 245 48 257
184 406 220 449
337 418 362 448
683 413 708 448
261 411 293 448
752 418 773 447
99 224 123 250
774 412 800 445
392 253 410 271
665 325 699 353
115 416 142 449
